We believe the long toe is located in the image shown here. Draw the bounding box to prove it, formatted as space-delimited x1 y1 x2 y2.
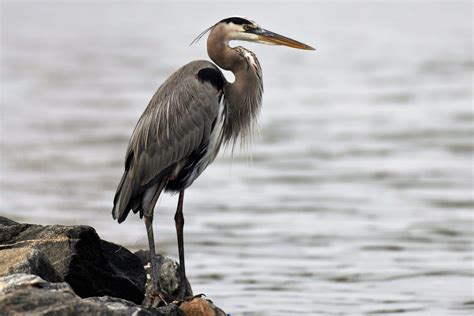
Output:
143 290 175 308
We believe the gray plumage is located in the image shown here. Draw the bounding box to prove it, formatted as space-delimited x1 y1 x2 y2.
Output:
110 16 313 301
113 60 230 222
112 24 264 223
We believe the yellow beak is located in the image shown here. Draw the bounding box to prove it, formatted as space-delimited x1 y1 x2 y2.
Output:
254 28 315 51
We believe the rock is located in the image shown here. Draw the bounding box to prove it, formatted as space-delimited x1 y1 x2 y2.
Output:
0 273 112 315
134 249 152 267
0 247 61 282
86 296 184 316
0 217 19 226
179 298 226 316
135 250 192 305
0 217 145 304
0 218 226 315
0 272 72 294
0 273 182 315
152 304 185 316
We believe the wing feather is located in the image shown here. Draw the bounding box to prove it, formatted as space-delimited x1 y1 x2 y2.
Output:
112 61 223 222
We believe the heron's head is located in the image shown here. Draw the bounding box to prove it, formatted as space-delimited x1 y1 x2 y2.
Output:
192 16 315 51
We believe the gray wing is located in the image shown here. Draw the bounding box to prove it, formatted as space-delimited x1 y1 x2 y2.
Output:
112 60 224 222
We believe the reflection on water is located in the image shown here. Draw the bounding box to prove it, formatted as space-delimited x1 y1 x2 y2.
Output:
1 1 473 315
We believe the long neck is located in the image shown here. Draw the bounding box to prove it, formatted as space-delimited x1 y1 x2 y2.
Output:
207 28 263 146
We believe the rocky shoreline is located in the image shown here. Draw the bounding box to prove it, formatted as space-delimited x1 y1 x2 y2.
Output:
0 217 225 315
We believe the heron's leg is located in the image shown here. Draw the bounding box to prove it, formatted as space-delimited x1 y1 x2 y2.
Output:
143 214 159 293
174 190 191 298
143 181 168 305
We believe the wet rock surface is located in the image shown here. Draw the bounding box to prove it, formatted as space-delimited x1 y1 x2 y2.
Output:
0 217 225 315
0 216 145 304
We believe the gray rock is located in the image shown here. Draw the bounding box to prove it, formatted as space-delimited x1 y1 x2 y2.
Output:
86 296 184 316
0 247 61 282
0 273 73 294
0 217 145 304
85 296 154 316
155 254 185 296
0 274 184 316
135 250 192 302
151 304 185 316
0 274 112 315
0 218 225 315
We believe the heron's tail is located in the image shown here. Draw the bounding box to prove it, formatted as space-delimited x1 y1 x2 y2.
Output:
112 170 134 223
112 169 167 223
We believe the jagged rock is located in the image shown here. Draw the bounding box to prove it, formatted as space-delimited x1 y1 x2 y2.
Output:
135 250 192 305
0 218 226 315
134 249 152 267
0 274 112 315
86 296 184 316
152 304 185 316
0 274 183 315
0 247 61 282
0 217 145 304
0 272 72 294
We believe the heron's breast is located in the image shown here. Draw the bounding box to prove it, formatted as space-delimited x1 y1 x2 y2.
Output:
187 96 226 181
165 97 226 192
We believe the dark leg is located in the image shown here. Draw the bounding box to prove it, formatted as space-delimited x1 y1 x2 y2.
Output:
174 190 192 298
142 181 169 306
144 214 159 292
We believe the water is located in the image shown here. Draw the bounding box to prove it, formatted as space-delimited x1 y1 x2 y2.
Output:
1 1 473 315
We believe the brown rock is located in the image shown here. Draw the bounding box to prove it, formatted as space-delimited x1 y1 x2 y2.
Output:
179 297 226 316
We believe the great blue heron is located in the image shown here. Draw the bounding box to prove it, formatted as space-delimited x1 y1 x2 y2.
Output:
112 16 314 301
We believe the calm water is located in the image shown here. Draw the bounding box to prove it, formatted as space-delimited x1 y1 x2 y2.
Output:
1 1 473 315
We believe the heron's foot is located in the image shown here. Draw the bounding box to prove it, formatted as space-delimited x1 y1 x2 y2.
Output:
150 280 193 305
184 293 206 301
143 289 176 308
170 293 206 305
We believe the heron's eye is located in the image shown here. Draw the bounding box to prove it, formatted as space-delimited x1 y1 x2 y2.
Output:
243 25 251 31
